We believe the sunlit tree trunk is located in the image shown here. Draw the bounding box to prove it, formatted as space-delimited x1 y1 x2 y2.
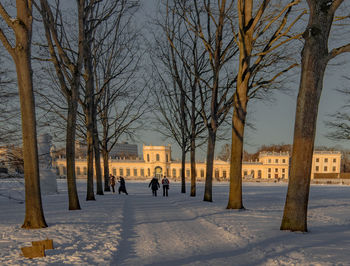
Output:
281 0 349 232
0 0 47 228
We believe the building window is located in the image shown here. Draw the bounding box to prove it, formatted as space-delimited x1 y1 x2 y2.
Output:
282 168 285 173
120 168 124 176
282 174 285 178
147 154 150 162
133 168 137 176
112 168 116 176
258 170 262 178
282 159 286 163
333 158 336 163
186 169 190 177
251 170 255 178
172 168 176 178
223 170 227 178
76 167 81 175
268 174 271 178
156 154 160 161
324 166 327 172
147 168 150 176
214 169 219 178
316 158 319 162
166 154 169 162
268 168 271 173
268 159 271 163
275 173 278 178
315 166 319 172
332 166 336 172
200 169 204 178
275 159 278 163
324 158 328 163
275 168 278 173
126 168 130 176
141 168 145 176
243 170 248 176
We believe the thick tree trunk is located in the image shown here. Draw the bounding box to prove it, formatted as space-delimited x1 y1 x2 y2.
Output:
93 118 103 195
203 128 216 202
102 147 110 191
190 138 196 197
227 91 247 209
181 147 186 193
281 1 333 232
66 96 81 210
16 53 47 229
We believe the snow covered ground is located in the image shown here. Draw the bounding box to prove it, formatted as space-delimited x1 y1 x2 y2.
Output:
1 179 350 265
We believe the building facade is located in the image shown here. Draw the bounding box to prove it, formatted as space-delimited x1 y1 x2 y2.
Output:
53 145 342 180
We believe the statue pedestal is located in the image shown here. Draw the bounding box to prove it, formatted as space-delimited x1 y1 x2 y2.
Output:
40 168 58 195
38 134 58 195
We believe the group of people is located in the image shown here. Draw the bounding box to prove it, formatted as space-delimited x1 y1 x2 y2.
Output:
109 175 128 195
109 174 170 197
149 175 170 197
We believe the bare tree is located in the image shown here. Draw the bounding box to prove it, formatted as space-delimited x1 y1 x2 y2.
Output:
93 2 144 191
182 0 237 202
0 0 47 228
281 0 350 232
227 0 303 210
151 1 207 195
36 0 84 210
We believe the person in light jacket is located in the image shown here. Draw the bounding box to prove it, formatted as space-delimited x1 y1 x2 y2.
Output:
161 176 170 197
148 176 160 196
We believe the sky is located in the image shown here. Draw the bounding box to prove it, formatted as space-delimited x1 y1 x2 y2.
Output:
136 0 350 160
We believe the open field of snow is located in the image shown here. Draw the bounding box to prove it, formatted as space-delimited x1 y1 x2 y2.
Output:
1 179 350 265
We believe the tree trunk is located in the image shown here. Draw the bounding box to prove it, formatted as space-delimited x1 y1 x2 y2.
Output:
86 112 95 201
227 92 247 209
102 147 110 191
203 128 216 202
190 138 196 197
181 147 186 193
16 53 48 229
280 1 334 232
93 118 103 195
66 96 81 210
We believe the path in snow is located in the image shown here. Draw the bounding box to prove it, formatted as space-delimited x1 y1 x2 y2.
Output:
112 186 249 266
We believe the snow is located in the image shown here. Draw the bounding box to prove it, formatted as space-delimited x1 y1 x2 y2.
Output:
1 179 350 265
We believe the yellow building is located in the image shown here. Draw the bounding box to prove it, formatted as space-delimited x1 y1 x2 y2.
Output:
53 145 342 180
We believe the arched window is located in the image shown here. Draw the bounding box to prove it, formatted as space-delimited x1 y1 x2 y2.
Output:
76 167 81 175
215 169 219 178
172 168 176 178
141 168 145 176
119 168 124 176
112 168 116 176
133 168 137 176
147 168 150 176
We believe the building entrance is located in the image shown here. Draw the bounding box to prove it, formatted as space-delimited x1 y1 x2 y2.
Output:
154 166 162 179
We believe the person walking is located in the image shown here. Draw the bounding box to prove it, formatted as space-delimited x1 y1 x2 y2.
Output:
161 175 170 197
110 174 116 193
149 176 160 196
118 176 128 195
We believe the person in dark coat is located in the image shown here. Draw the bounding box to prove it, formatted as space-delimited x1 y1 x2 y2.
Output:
118 176 128 195
148 176 160 196
161 175 170 197
110 174 116 193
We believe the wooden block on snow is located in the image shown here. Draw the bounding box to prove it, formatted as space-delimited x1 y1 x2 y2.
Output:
21 245 45 258
32 239 54 250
